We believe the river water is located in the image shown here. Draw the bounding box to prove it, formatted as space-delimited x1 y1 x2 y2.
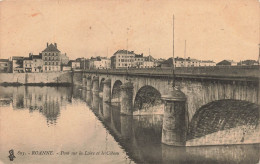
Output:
0 86 259 164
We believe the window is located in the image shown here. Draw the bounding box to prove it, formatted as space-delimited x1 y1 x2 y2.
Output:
45 62 47 65
45 67 47 70
56 62 58 65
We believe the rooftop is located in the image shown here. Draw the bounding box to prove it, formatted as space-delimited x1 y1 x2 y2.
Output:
0 59 9 62
113 50 135 56
42 43 60 52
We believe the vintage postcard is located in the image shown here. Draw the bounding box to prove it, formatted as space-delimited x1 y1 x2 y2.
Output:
0 0 259 163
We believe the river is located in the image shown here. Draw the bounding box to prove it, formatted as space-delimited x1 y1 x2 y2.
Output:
0 86 259 164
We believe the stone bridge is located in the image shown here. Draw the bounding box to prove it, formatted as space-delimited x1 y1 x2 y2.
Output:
73 67 260 146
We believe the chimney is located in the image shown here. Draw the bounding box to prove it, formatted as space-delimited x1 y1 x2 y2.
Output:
47 42 49 47
54 43 57 48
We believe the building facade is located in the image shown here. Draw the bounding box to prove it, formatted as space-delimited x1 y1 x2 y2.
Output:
134 54 144 68
42 43 61 72
60 53 69 65
94 57 111 69
12 56 24 73
200 60 216 66
111 50 135 69
68 60 81 69
0 59 12 73
31 54 43 72
23 57 33 72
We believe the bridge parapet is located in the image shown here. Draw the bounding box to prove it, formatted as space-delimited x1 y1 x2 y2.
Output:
78 65 259 82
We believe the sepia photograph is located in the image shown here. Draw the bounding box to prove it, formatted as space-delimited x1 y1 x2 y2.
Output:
0 0 259 163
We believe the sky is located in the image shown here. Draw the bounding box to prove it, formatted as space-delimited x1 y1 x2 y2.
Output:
0 0 259 62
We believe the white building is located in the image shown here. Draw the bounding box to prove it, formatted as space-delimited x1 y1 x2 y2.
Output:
200 60 216 66
94 57 111 69
143 56 154 68
111 50 135 69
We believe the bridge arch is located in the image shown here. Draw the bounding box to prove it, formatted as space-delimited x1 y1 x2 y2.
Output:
133 85 163 112
111 80 123 102
187 99 259 140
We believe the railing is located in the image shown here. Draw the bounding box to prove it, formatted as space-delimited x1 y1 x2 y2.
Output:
76 65 259 81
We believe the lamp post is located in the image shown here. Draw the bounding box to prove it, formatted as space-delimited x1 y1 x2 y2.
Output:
126 27 129 80
161 14 187 146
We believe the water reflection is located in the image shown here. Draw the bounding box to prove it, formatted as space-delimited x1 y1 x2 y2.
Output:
85 88 260 164
0 86 259 164
0 86 73 125
0 86 132 164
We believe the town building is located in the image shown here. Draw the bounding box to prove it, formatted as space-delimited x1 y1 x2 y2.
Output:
134 54 144 68
68 60 81 70
159 57 216 68
111 50 135 69
42 43 62 72
217 60 237 66
237 60 258 66
199 60 216 66
60 53 69 65
0 59 12 73
155 58 166 67
31 54 43 72
23 53 43 73
76 58 87 70
62 65 71 71
143 56 155 68
12 56 24 73
88 56 111 69
23 57 33 72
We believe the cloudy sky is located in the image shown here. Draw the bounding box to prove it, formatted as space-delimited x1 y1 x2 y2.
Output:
0 0 259 62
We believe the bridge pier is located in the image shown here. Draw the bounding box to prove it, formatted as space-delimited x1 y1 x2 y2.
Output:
92 76 99 94
82 75 86 88
86 76 92 91
120 82 134 115
103 102 111 122
161 87 187 146
103 79 111 103
86 90 92 105
92 93 100 111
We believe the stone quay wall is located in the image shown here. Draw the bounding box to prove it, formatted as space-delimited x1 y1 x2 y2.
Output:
0 72 73 85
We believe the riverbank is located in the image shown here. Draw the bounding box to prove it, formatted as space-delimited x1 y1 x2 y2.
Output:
0 72 73 85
